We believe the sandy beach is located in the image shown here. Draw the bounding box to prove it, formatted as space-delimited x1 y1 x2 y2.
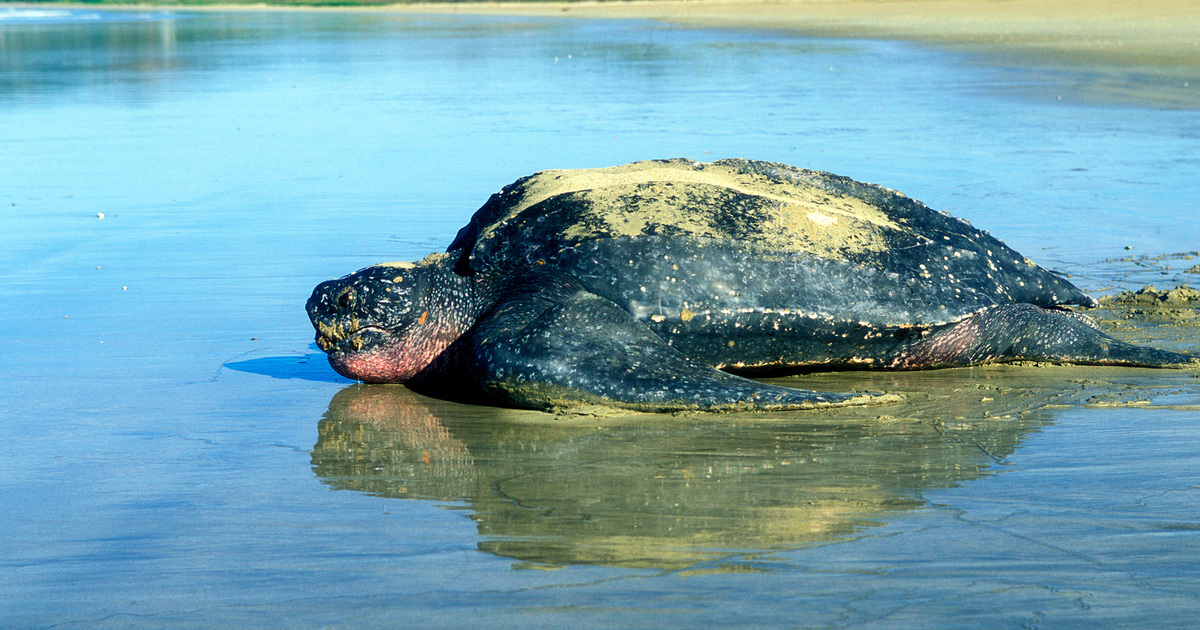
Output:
383 0 1200 65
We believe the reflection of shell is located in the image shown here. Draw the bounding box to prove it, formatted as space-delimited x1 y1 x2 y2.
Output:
310 375 1062 570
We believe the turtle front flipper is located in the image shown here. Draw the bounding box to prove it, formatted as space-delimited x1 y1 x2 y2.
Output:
469 278 880 413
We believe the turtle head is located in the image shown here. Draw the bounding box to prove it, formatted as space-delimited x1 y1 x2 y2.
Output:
307 255 474 383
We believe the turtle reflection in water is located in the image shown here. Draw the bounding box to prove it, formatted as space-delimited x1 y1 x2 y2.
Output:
312 384 1048 570
307 159 1194 412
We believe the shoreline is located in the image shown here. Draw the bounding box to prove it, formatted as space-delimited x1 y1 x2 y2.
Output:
17 0 1200 65
11 0 1199 107
395 0 1200 63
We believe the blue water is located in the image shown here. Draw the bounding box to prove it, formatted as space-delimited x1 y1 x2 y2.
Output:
2 9 1199 628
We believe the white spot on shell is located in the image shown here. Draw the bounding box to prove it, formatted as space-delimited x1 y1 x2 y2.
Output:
806 211 839 226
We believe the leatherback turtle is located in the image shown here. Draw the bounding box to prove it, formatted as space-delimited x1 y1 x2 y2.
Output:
307 158 1191 412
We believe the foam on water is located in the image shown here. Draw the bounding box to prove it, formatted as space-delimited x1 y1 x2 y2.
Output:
0 7 100 22
0 7 172 24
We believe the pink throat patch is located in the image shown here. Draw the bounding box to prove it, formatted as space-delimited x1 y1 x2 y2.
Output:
329 348 423 383
325 321 461 383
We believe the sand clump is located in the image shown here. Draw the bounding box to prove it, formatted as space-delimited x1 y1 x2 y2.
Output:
1095 285 1200 329
1103 285 1200 307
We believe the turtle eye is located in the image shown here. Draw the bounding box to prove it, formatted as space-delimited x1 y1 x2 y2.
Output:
337 288 355 309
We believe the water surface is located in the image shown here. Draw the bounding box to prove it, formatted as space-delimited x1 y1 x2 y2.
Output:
2 8 1199 628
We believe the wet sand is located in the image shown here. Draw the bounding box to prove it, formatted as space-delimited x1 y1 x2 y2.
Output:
388 0 1200 65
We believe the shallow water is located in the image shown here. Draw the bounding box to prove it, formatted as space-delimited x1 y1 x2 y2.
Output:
2 8 1199 628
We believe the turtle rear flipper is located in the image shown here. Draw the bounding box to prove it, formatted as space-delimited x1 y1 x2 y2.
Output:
895 304 1197 368
470 283 879 413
